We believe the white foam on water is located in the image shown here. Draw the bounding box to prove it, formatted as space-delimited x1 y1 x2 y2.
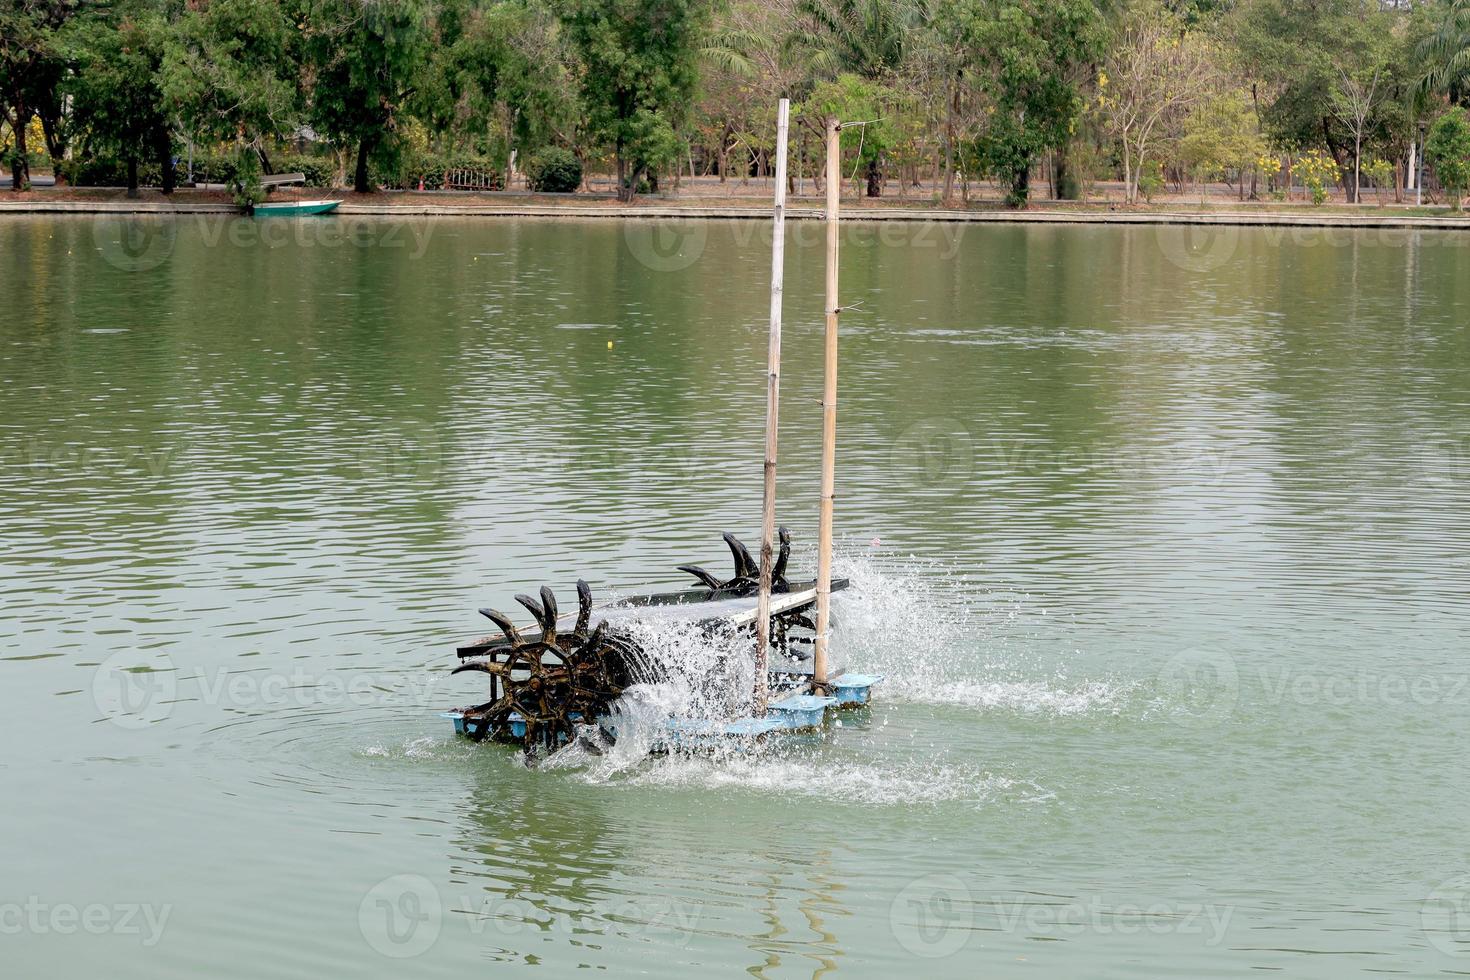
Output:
501 550 1128 798
362 734 476 763
602 753 1047 808
832 551 1129 717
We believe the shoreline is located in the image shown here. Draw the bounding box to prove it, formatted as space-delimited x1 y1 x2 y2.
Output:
3 195 1468 229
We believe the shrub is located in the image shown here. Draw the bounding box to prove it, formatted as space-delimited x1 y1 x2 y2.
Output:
230 147 265 208
1427 108 1470 212
525 147 582 193
1296 150 1337 206
1361 157 1393 204
1137 160 1164 203
62 152 336 191
388 152 504 191
269 155 335 188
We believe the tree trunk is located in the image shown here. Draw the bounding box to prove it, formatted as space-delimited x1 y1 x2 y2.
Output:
1351 137 1361 205
354 140 372 194
9 106 30 191
39 110 65 186
1123 145 1134 205
865 157 881 197
1321 118 1350 202
625 163 646 203
1009 163 1030 208
155 128 175 195
1055 145 1080 201
942 77 957 205
126 156 139 199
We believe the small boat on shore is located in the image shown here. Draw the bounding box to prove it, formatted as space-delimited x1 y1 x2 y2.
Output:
250 200 341 217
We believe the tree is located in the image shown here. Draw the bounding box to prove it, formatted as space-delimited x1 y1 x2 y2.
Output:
0 0 79 190
1098 0 1217 204
162 0 300 176
1329 50 1388 204
793 0 916 80
304 0 431 194
416 0 514 150
700 0 802 184
1427 105 1470 209
804 72 902 198
954 0 1106 207
65 1 174 197
792 0 926 195
1177 86 1267 197
1230 0 1401 203
1419 0 1470 102
559 0 708 202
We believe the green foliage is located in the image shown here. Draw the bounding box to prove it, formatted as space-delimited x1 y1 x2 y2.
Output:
231 144 265 207
304 0 431 193
0 0 80 187
388 151 505 190
1362 156 1393 201
794 0 918 79
1418 0 1470 102
804 73 904 195
63 151 335 189
1427 107 1470 210
952 0 1106 207
1230 0 1412 193
559 0 708 201
160 0 299 147
1178 88 1267 184
63 1 174 192
525 146 583 192
24 0 1453 211
1136 160 1163 202
272 155 336 188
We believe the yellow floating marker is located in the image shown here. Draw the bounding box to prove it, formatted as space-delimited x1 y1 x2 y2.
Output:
607 340 614 349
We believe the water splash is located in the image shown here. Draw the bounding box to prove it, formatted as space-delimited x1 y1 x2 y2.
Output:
533 550 1124 800
833 551 1128 717
608 753 1050 808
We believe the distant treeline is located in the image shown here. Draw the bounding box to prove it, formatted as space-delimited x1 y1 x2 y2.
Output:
4 0 1470 207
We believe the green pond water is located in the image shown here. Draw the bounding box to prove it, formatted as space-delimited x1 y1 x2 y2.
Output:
3 214 1470 977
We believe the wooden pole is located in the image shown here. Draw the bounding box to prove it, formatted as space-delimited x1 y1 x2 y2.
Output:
753 98 790 717
813 117 841 691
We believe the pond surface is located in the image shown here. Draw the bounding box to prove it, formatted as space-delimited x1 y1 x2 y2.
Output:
3 214 1470 977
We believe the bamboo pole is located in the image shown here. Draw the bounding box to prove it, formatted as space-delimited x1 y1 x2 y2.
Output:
813 117 841 691
753 98 790 717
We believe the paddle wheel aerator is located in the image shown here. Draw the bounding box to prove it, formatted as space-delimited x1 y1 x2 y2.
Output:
445 530 841 752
